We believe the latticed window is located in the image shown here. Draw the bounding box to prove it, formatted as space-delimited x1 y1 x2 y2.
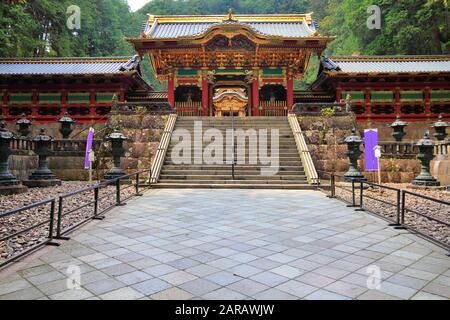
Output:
401 105 425 114
371 105 394 114
430 105 450 114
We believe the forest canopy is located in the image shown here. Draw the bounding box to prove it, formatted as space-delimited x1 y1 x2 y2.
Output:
0 0 448 87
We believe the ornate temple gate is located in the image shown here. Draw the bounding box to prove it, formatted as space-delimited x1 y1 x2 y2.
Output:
128 10 333 116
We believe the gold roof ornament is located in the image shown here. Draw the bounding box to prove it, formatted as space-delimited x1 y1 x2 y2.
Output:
224 8 237 22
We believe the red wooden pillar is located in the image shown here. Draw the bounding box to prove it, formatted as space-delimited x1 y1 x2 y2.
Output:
61 90 67 116
365 88 371 121
2 90 8 119
394 88 401 116
252 79 260 116
424 87 431 117
31 90 38 119
168 77 175 109
287 78 294 110
90 91 96 119
336 87 342 102
202 78 209 116
119 87 125 102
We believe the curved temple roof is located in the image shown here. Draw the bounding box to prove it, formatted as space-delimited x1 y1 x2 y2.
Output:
0 56 142 76
141 13 320 39
323 56 450 74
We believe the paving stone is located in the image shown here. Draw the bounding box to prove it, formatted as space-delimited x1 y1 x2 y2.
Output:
295 272 336 288
203 287 248 300
99 287 144 300
270 265 304 279
305 289 351 300
160 270 197 286
324 280 367 298
276 280 317 298
26 270 66 286
254 288 298 300
387 273 428 290
422 282 450 299
180 278 221 296
204 271 242 286
151 287 194 300
49 288 94 300
378 281 418 299
142 264 178 277
357 290 399 300
167 258 201 270
131 278 172 295
0 279 31 296
411 291 448 300
0 286 44 300
227 279 269 296
116 271 153 285
84 278 126 296
101 264 136 277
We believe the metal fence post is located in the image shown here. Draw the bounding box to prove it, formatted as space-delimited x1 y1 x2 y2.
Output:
390 189 402 227
355 181 365 211
347 179 358 207
395 190 407 229
331 173 336 198
46 200 59 246
93 186 104 220
55 196 70 240
135 172 143 196
116 178 121 206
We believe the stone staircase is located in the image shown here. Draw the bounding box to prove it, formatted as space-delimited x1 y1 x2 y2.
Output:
154 116 311 189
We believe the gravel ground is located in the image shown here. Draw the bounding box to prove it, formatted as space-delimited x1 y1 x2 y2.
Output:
0 182 138 263
334 182 450 247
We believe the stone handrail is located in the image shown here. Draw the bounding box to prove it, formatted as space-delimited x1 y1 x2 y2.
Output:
379 141 449 158
149 114 177 183
288 114 319 185
10 138 102 156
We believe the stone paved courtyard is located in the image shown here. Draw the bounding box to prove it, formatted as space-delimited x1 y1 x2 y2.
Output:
0 189 449 300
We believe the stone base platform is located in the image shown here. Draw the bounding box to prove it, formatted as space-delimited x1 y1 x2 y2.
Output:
22 179 62 188
0 184 28 195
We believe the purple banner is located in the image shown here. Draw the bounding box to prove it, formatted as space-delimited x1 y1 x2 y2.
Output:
84 128 94 169
364 129 378 171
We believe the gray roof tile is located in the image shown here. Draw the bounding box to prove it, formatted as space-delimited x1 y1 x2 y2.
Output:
0 57 138 76
326 56 450 74
147 21 316 39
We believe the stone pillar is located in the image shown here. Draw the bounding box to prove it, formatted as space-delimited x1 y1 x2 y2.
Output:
104 127 128 180
342 127 365 181
23 129 61 188
412 132 439 186
0 122 27 195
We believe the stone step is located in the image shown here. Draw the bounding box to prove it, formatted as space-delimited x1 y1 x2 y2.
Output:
153 183 313 190
160 169 304 175
159 174 307 180
161 165 304 170
157 179 308 185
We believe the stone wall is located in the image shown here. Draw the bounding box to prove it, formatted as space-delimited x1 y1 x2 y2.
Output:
297 115 423 183
107 113 168 173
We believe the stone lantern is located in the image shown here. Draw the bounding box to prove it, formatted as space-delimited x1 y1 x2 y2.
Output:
58 112 75 139
390 115 408 142
24 129 61 187
0 122 27 194
431 115 448 141
342 127 365 181
104 127 128 180
412 131 439 186
16 114 32 137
